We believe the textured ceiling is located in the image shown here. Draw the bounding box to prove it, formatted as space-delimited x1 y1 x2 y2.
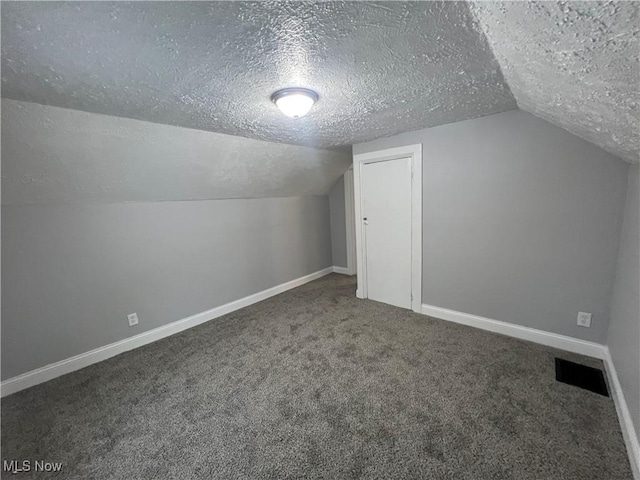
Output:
2 99 351 205
1 1 516 150
472 1 640 164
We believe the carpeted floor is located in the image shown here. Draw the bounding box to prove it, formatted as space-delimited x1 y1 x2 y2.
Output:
1 274 633 479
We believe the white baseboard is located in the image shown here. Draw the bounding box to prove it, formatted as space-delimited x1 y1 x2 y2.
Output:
421 304 607 359
421 303 639 476
1 267 334 397
602 349 640 479
332 266 352 275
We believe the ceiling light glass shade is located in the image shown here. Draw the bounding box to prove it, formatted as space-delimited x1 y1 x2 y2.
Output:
271 88 318 118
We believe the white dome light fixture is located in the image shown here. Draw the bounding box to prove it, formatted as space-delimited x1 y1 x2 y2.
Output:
271 88 318 118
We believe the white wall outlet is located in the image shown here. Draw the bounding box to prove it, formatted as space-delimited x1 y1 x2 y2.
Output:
577 311 592 328
127 313 139 327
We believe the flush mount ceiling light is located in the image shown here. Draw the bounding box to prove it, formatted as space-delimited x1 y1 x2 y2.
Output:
271 88 318 118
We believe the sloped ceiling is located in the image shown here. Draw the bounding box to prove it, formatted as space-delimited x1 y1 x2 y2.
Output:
472 1 639 164
1 1 637 208
1 99 351 205
1 1 516 150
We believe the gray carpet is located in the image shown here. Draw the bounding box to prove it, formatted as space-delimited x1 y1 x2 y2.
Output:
2 274 632 479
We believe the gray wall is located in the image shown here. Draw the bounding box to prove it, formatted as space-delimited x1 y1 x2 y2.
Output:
354 110 629 343
2 197 332 379
608 164 640 441
329 176 347 268
1 101 338 380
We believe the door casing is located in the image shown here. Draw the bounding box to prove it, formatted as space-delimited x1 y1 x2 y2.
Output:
344 167 357 276
353 144 422 313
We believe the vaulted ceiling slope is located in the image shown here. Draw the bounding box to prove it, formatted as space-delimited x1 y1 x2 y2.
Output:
472 1 639 164
1 99 351 205
1 1 516 150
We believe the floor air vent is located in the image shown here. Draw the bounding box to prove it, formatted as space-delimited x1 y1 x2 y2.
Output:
555 358 609 397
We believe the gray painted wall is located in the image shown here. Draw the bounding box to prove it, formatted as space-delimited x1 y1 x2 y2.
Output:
329 176 347 268
1 101 339 380
608 165 640 440
354 110 629 343
2 197 332 379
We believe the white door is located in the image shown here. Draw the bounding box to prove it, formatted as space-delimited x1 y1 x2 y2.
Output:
361 157 412 309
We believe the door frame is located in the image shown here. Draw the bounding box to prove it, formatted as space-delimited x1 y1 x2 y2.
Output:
344 166 357 276
353 144 422 313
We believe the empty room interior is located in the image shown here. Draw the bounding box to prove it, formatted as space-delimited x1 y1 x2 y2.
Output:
1 1 639 479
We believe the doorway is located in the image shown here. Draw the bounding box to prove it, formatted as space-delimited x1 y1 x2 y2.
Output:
353 145 422 312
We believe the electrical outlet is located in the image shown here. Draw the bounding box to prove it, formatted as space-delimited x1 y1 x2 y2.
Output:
127 313 139 327
577 311 592 328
